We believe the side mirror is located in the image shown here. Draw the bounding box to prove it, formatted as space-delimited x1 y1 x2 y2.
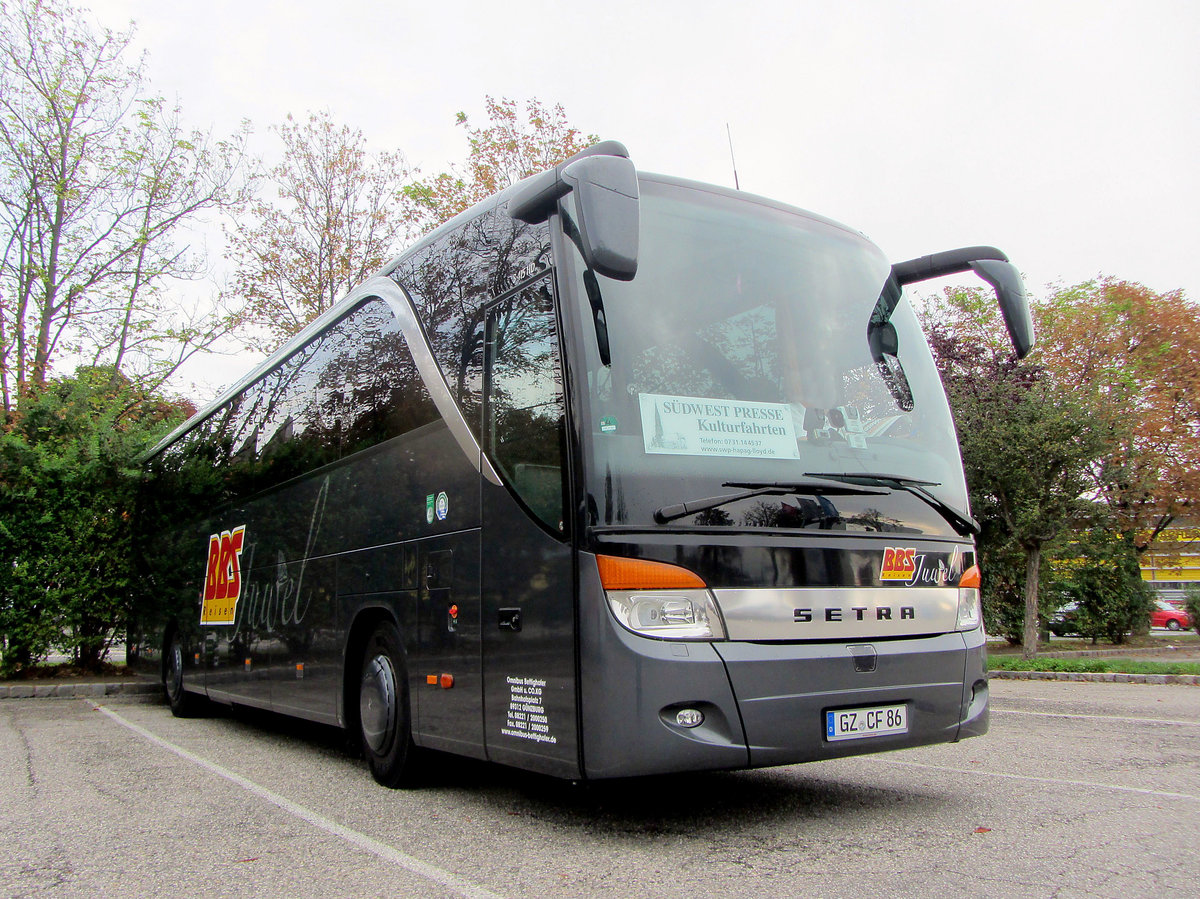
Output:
506 140 640 281
969 259 1034 358
561 155 640 281
892 245 1036 358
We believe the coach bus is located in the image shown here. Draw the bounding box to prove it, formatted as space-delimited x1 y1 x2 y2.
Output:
132 140 1033 786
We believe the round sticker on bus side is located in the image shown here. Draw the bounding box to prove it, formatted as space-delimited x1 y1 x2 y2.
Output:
436 491 449 521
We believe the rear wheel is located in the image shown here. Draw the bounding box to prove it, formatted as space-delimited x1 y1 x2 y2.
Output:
358 622 419 787
164 634 205 717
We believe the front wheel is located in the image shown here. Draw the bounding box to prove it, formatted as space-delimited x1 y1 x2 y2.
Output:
1167 619 1182 631
358 622 420 787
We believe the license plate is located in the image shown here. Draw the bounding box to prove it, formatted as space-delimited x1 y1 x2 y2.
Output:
825 703 908 741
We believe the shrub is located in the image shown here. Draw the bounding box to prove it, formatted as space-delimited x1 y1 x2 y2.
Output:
1184 586 1200 638
0 369 188 674
1044 529 1154 644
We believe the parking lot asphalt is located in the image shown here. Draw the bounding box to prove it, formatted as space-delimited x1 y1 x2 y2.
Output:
3 679 1198 898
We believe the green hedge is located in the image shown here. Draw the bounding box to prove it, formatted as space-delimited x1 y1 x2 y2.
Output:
0 369 187 674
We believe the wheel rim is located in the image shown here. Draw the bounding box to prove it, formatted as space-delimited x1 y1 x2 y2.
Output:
1168 620 1181 631
166 640 183 702
360 654 397 754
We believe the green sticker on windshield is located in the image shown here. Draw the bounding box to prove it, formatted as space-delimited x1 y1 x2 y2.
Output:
599 416 618 433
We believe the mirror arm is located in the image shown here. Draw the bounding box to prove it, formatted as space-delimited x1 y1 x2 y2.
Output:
892 246 1009 285
507 140 630 224
892 245 1035 359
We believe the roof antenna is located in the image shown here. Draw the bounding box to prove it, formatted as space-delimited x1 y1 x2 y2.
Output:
726 123 740 190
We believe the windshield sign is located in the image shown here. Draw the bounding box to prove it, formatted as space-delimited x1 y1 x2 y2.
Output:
639 393 801 459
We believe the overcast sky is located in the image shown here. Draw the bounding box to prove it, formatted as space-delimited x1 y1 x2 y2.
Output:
86 0 1200 395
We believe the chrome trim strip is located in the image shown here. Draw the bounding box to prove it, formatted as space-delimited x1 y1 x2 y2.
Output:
365 277 501 485
712 587 959 641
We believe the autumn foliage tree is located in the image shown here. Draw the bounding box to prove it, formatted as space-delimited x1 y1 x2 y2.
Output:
1035 279 1200 551
404 96 598 233
227 110 413 350
923 278 1197 648
230 98 597 350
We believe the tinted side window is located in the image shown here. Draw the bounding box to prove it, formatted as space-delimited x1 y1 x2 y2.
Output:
330 300 437 455
485 276 566 534
391 209 551 435
154 298 438 504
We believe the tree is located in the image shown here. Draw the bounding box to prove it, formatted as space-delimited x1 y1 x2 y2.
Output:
925 279 1200 554
1035 279 1200 553
404 96 599 233
927 322 1112 657
226 110 412 350
0 0 253 415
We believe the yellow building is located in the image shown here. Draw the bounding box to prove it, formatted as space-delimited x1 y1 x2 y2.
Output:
1140 523 1200 601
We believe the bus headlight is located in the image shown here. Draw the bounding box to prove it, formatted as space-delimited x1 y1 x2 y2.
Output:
956 565 982 632
606 589 727 640
595 554 726 641
956 586 981 631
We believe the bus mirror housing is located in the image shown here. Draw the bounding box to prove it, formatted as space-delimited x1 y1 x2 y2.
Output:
892 245 1035 358
507 140 640 281
968 258 1034 358
560 155 640 280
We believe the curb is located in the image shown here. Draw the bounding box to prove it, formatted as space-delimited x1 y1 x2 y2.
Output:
989 670 1200 685
0 681 161 700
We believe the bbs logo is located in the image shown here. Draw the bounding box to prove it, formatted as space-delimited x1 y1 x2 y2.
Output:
200 525 246 625
880 547 917 581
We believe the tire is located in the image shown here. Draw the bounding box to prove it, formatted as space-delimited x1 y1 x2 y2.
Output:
164 633 206 718
1167 619 1182 631
358 622 420 787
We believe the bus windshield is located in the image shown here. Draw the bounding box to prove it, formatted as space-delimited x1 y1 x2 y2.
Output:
563 176 969 535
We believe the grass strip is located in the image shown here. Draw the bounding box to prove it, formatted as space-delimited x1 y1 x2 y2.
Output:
989 656 1200 676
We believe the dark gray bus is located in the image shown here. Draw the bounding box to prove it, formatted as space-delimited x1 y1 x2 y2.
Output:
132 141 1033 786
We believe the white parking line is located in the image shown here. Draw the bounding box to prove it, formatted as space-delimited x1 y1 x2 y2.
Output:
992 708 1200 727
94 703 506 899
877 758 1200 802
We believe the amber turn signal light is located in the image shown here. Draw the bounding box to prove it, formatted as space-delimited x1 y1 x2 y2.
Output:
596 555 706 590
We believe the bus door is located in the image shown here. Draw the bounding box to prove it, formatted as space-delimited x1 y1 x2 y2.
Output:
413 527 484 759
480 277 581 778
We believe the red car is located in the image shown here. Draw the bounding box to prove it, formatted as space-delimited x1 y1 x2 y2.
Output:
1151 599 1192 631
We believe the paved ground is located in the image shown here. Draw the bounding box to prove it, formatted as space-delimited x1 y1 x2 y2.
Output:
2 679 1198 898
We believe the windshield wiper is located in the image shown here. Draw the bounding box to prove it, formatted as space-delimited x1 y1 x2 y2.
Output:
654 478 887 525
804 471 980 537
